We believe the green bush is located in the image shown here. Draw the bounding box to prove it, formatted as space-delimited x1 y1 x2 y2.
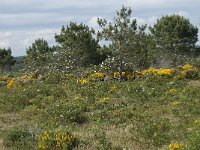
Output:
187 131 200 150
43 102 87 126
3 127 36 149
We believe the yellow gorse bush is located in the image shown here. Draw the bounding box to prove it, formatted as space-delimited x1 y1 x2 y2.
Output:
38 129 77 150
0 75 12 85
182 64 196 70
78 78 88 84
7 79 15 89
176 64 198 79
5 73 44 89
99 97 109 103
168 88 177 93
156 68 174 75
194 118 200 125
142 67 174 76
89 72 105 79
169 143 184 150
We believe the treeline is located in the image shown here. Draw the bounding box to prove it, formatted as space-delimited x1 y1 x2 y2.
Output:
1 6 200 74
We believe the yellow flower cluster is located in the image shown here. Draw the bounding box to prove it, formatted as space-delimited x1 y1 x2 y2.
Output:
89 72 105 79
168 88 177 93
7 79 15 89
194 118 200 125
142 67 174 76
113 71 133 80
78 78 88 84
182 64 196 70
171 101 181 106
4 73 45 89
169 143 184 150
99 97 109 103
38 129 76 150
0 76 12 85
176 64 198 79
156 68 175 75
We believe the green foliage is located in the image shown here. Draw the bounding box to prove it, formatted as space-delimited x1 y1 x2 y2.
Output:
95 132 113 150
150 14 198 66
0 47 16 73
0 70 200 149
97 6 156 73
131 115 172 146
44 102 87 126
97 6 137 69
55 22 104 69
187 131 200 150
3 127 35 149
25 38 54 71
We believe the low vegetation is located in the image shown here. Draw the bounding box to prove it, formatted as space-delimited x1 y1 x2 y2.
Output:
0 64 200 149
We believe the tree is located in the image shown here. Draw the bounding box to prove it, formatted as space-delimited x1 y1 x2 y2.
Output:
25 38 54 71
55 22 103 69
0 48 16 73
97 5 157 79
130 25 157 69
150 14 198 66
97 6 137 79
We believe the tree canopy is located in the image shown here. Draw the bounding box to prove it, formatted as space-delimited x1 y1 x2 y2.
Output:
97 5 156 73
25 38 54 70
55 22 104 69
0 48 16 72
150 14 198 66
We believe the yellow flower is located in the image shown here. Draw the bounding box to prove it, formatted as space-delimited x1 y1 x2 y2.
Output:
182 64 195 70
99 97 109 103
110 85 117 91
141 67 157 75
89 72 105 79
114 72 119 78
38 144 46 149
169 88 177 93
171 101 181 106
79 78 88 84
7 79 15 89
156 68 174 75
43 131 50 140
194 119 200 125
169 143 184 150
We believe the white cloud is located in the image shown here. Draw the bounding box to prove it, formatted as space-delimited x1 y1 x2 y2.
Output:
0 28 60 56
0 0 199 56
132 16 158 27
0 39 10 48
0 32 12 37
88 17 100 29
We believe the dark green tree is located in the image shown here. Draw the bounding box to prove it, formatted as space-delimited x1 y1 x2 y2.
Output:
130 25 157 69
97 6 137 79
150 14 198 66
55 22 103 69
25 38 54 71
0 48 16 73
97 5 156 79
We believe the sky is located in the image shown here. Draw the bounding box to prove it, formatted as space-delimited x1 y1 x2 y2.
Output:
0 0 200 56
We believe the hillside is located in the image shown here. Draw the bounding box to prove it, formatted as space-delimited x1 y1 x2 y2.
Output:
0 65 200 150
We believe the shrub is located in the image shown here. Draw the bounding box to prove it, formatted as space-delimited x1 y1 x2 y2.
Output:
44 103 87 125
37 128 78 150
3 127 35 149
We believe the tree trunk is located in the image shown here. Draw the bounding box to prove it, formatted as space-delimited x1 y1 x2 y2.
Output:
118 57 123 81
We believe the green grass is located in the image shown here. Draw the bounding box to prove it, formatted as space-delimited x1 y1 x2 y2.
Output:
0 73 200 149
